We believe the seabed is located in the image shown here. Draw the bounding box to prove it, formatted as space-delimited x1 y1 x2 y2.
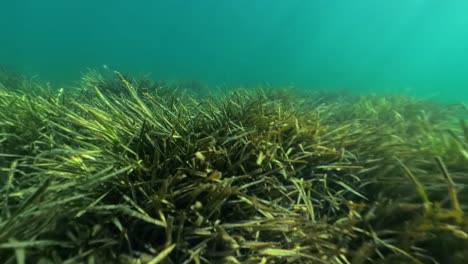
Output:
1 66 468 263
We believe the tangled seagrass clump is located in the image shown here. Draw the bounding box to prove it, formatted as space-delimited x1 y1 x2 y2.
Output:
0 68 467 263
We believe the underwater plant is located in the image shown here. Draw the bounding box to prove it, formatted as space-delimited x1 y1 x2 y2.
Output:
0 69 467 263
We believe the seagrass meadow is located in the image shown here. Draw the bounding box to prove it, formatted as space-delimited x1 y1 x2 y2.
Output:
1 67 468 264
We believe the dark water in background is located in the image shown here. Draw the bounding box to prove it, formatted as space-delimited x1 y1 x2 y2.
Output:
2 0 468 101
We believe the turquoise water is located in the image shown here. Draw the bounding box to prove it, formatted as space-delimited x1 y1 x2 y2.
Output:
2 0 468 101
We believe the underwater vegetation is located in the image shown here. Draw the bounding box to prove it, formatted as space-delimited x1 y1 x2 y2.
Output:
0 68 468 264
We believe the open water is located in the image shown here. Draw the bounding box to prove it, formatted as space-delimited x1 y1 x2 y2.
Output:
2 0 468 101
